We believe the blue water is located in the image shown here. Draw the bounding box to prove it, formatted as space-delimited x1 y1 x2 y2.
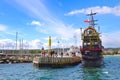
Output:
0 56 120 80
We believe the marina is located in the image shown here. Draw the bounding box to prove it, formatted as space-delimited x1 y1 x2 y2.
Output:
0 45 81 67
0 45 81 68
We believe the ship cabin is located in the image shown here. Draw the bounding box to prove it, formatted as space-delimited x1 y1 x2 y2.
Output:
80 26 102 54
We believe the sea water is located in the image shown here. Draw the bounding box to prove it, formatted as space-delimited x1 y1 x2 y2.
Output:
0 56 120 80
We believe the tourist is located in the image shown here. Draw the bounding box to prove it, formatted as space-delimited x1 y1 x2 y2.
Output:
61 52 63 57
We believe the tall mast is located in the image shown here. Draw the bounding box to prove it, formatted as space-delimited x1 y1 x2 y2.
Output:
87 10 97 28
16 32 18 50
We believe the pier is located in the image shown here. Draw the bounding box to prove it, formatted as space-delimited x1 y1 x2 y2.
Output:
33 56 81 68
0 53 81 67
0 53 40 63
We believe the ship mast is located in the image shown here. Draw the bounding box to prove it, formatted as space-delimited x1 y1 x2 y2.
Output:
87 10 97 28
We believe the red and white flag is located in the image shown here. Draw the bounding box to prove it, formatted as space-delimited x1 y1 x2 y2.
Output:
84 20 90 23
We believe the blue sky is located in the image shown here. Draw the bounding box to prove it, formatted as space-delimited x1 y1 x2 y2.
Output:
0 0 120 49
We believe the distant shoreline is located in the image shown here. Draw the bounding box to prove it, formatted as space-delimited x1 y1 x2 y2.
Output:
103 54 120 56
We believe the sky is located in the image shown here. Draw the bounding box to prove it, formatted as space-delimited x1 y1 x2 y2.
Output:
0 0 120 49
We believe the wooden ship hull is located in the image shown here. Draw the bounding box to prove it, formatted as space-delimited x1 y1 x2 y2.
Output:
81 51 103 67
82 59 103 67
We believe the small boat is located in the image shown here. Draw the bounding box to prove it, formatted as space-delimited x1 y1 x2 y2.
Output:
80 11 103 67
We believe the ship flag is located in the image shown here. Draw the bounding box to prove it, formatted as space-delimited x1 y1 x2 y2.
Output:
84 20 90 23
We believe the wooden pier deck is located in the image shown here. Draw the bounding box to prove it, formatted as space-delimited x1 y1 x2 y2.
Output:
33 56 81 68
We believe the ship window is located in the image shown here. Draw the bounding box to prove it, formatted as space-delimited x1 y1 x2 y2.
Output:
87 30 92 34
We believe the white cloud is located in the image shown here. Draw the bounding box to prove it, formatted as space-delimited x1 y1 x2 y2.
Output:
0 24 7 31
7 0 120 48
102 31 120 48
30 20 42 26
51 23 76 38
0 39 14 49
29 39 43 49
0 39 44 49
10 0 77 38
9 0 78 41
65 5 120 16
1 31 120 49
11 0 55 23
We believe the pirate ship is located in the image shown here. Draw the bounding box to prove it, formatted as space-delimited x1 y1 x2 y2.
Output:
80 11 103 67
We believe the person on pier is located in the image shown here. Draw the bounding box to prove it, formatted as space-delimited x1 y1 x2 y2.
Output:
41 47 46 57
61 52 63 57
50 50 54 57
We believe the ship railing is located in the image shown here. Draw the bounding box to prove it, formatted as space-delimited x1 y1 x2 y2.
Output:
80 48 102 51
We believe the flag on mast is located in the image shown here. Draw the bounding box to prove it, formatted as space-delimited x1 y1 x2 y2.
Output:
84 20 90 23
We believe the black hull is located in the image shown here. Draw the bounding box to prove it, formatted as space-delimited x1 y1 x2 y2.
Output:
81 51 103 67
81 58 103 67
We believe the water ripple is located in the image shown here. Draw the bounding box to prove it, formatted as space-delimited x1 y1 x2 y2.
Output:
0 56 120 80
